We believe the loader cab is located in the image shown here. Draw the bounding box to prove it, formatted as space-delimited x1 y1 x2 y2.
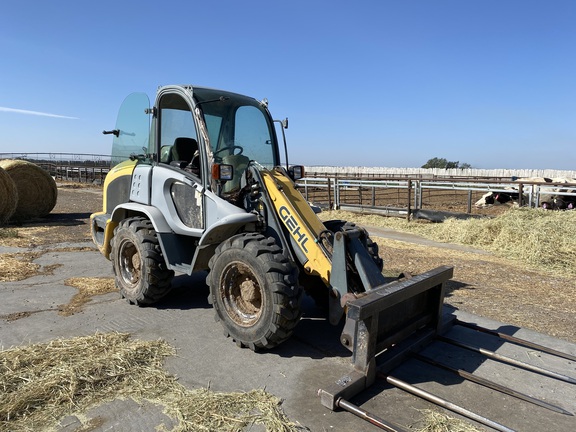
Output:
192 87 281 194
153 86 281 196
108 86 282 184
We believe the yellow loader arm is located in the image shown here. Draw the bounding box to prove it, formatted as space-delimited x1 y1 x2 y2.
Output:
261 168 332 283
261 167 392 325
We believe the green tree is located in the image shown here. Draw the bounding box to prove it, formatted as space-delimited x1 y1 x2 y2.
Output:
421 157 471 169
421 157 448 168
445 160 459 169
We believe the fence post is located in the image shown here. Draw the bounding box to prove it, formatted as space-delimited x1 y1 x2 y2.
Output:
328 177 333 210
467 190 472 214
417 181 423 209
407 179 412 221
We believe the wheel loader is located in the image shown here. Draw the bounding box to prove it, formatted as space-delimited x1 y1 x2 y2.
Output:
91 84 406 349
92 83 454 397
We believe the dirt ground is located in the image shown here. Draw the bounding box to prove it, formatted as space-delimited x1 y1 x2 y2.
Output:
2 183 574 344
1 183 102 247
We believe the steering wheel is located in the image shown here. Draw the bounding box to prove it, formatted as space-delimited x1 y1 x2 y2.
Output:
213 145 244 157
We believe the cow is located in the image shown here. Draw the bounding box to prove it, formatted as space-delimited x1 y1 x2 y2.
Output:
475 191 521 208
540 178 576 210
541 197 575 210
475 177 576 210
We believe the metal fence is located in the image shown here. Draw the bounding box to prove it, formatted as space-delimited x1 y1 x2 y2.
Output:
307 166 576 180
298 176 576 218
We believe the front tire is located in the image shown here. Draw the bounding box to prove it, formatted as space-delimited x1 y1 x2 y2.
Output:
207 233 302 351
302 220 383 307
324 219 383 272
111 217 174 305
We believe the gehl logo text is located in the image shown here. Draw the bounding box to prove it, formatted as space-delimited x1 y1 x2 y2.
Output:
279 206 309 253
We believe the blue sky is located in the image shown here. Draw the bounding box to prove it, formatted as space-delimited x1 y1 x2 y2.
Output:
1 0 575 170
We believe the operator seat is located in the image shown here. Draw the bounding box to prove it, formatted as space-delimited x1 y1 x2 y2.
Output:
169 137 200 176
170 137 197 165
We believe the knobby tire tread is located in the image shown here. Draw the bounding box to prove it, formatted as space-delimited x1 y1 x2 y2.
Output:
111 216 174 305
207 233 302 351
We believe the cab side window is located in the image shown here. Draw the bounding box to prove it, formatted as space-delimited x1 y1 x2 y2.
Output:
158 95 201 177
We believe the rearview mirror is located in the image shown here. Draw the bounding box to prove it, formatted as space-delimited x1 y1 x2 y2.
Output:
289 165 304 181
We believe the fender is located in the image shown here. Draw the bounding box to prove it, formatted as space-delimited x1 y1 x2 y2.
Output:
110 202 172 232
99 203 172 259
186 211 261 273
198 212 259 246
107 202 259 273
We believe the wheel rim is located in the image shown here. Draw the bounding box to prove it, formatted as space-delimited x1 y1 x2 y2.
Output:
118 239 141 287
220 262 263 327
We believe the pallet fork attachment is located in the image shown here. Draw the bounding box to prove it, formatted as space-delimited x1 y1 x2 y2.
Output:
320 264 576 431
320 265 454 409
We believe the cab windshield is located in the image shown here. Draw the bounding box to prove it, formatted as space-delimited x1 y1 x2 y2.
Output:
193 88 278 169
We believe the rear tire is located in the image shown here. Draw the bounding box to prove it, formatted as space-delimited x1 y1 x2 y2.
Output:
207 233 302 351
111 217 174 305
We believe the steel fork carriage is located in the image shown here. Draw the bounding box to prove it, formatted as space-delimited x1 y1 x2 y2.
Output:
319 265 454 410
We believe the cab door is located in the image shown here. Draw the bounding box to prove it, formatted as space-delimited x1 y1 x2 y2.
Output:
150 89 205 234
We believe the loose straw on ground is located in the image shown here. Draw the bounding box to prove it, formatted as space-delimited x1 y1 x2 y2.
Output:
0 333 305 432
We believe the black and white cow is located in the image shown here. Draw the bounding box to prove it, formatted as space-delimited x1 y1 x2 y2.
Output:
475 191 520 207
475 177 576 210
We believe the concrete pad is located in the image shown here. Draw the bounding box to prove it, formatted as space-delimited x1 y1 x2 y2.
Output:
58 399 178 431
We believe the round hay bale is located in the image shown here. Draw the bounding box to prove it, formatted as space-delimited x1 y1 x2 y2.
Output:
0 159 57 222
0 166 18 225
